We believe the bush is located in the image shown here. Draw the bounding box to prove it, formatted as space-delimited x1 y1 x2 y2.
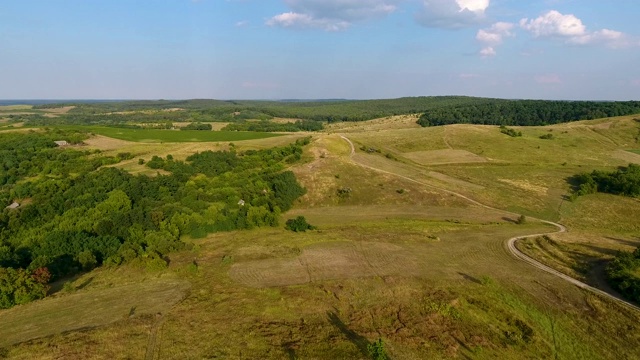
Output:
605 247 640 303
516 215 527 224
500 126 522 137
337 187 352 198
285 216 316 232
368 338 389 360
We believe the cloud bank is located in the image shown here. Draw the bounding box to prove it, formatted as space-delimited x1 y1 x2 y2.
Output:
267 0 398 31
415 0 490 29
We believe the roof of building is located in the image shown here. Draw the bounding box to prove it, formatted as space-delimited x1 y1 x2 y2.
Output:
5 202 20 210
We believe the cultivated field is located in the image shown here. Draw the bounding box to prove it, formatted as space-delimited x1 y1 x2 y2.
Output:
57 125 282 143
1 114 640 359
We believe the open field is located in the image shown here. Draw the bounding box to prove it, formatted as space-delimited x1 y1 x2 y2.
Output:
2 113 640 358
0 105 33 111
0 276 189 348
50 125 282 142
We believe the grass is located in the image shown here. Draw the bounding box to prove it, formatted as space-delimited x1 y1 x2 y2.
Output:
628 149 640 155
4 219 639 359
0 274 189 348
2 114 640 358
0 105 33 111
51 125 282 143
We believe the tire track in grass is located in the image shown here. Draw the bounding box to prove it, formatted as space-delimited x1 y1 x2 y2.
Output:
339 135 640 313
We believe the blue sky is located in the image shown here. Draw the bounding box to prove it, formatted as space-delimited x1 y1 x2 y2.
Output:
1 0 639 100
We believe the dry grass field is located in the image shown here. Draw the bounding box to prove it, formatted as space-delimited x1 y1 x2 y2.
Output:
1 115 640 359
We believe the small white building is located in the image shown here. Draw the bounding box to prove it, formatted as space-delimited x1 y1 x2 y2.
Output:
54 140 69 147
238 199 246 206
5 202 20 210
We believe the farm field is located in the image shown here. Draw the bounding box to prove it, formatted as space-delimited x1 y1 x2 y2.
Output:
50 125 283 143
1 111 639 359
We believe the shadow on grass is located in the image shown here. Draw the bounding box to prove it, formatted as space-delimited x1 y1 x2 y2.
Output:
327 311 371 358
606 237 640 248
458 272 482 285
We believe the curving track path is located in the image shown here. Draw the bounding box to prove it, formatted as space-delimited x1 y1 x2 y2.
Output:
339 135 640 313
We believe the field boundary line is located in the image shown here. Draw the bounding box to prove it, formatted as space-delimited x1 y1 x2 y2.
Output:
339 135 640 313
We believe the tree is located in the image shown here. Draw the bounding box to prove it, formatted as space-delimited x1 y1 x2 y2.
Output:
0 267 50 309
285 216 316 232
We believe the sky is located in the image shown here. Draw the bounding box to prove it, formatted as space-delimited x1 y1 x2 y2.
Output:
1 0 639 100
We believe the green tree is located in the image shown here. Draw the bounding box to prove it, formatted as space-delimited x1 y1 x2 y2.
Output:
285 216 316 232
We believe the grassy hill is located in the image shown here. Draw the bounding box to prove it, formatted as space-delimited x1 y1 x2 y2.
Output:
1 112 639 359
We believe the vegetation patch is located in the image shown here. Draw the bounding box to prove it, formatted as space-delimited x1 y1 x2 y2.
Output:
605 247 640 303
55 126 281 143
0 131 309 308
499 126 523 137
569 163 640 199
285 216 316 232
0 278 189 347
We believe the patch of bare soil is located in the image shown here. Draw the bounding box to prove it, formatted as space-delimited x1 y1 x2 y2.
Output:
612 149 640 164
229 242 418 287
42 106 75 114
83 135 136 150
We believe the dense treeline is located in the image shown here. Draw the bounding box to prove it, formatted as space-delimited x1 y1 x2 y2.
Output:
34 97 491 123
181 123 212 131
417 100 640 127
606 247 640 303
222 120 323 132
29 97 640 130
570 164 640 199
0 131 310 308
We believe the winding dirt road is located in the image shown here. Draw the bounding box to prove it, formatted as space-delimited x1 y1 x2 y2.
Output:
339 135 640 313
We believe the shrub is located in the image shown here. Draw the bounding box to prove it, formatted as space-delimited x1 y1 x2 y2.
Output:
285 216 316 232
337 187 352 198
367 338 389 360
606 247 640 303
500 126 522 137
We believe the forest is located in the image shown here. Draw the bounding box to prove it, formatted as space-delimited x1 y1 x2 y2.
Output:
221 120 323 132
416 100 640 126
0 130 309 309
26 97 640 129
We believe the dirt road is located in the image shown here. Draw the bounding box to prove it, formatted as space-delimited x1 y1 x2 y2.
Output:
339 135 640 313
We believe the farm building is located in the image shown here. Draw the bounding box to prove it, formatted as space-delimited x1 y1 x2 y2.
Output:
5 202 20 210
54 140 69 146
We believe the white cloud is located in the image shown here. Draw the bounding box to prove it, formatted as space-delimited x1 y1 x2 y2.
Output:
267 0 398 31
477 22 514 45
456 0 489 13
416 0 490 29
479 46 496 57
520 10 632 48
476 22 514 56
266 12 350 31
520 10 585 37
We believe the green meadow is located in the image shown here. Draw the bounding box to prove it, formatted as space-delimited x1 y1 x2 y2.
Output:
51 125 282 142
